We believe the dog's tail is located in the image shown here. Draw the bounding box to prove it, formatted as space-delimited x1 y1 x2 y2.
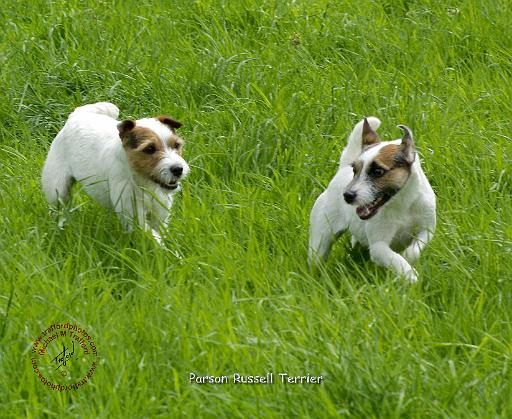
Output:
69 102 120 120
339 116 381 167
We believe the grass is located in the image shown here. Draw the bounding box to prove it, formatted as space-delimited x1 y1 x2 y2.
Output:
0 0 511 417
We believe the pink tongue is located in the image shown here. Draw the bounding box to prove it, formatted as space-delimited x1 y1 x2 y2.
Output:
356 206 371 218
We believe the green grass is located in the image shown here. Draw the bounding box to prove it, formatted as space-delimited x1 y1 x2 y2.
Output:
1 0 511 417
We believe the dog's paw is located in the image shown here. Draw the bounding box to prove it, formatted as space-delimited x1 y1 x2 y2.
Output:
404 268 418 284
151 229 163 245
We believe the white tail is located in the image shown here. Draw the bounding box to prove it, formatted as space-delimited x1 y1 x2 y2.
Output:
69 102 120 120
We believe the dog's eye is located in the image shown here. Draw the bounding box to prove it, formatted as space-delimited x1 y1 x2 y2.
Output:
172 142 182 149
143 146 156 154
370 167 385 177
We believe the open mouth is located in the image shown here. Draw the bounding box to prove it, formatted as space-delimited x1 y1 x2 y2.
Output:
356 194 391 220
152 178 179 190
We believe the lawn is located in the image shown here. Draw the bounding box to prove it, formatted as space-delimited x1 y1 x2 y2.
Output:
0 0 511 417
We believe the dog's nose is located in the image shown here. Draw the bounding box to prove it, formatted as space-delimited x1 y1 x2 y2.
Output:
343 191 357 204
170 165 183 177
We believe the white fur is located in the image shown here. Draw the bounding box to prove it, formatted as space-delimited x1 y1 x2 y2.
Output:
41 102 189 243
309 117 436 283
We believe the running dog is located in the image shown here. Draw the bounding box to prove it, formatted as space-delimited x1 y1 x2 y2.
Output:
42 102 189 243
309 117 435 282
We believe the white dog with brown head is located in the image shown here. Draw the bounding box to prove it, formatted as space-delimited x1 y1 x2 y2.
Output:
42 102 189 243
309 117 435 282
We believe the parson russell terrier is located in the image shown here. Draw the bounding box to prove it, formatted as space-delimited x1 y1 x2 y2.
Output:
309 117 436 282
42 102 189 243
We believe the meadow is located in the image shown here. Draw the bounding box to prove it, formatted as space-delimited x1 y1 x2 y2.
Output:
0 0 511 417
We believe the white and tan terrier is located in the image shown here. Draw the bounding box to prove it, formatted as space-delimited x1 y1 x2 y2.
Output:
309 117 436 282
42 102 189 243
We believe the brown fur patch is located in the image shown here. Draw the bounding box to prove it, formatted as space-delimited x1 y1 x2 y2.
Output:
362 118 380 147
119 125 186 179
352 160 364 175
167 135 184 156
118 120 136 138
374 145 405 170
121 126 157 149
374 166 410 191
158 115 182 130
120 127 165 178
373 145 412 190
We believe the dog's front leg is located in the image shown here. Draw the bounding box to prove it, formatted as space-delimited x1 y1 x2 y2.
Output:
136 202 165 244
147 198 172 245
369 241 418 283
117 213 134 233
403 229 434 265
148 217 166 246
113 193 149 234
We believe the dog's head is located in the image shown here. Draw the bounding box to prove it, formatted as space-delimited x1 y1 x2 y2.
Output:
117 115 190 192
344 118 416 220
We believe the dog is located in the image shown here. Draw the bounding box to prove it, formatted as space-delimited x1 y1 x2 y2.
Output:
42 102 189 243
309 117 435 282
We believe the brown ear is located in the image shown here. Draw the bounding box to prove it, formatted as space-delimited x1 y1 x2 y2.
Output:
362 117 380 146
117 120 135 138
397 124 415 164
158 115 182 130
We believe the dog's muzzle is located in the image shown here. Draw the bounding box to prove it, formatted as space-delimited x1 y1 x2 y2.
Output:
152 164 186 190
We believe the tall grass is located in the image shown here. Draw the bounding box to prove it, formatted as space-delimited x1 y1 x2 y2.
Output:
0 0 511 417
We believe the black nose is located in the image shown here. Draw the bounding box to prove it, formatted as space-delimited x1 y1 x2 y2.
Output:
170 165 183 177
343 191 357 204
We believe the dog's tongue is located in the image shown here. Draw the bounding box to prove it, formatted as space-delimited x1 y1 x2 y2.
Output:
356 205 372 219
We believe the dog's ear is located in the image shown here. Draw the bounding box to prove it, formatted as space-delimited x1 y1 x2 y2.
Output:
397 125 415 164
158 115 182 130
118 120 136 138
362 117 380 146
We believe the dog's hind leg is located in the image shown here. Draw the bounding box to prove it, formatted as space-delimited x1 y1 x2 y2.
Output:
308 193 346 267
308 226 342 267
41 149 74 205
